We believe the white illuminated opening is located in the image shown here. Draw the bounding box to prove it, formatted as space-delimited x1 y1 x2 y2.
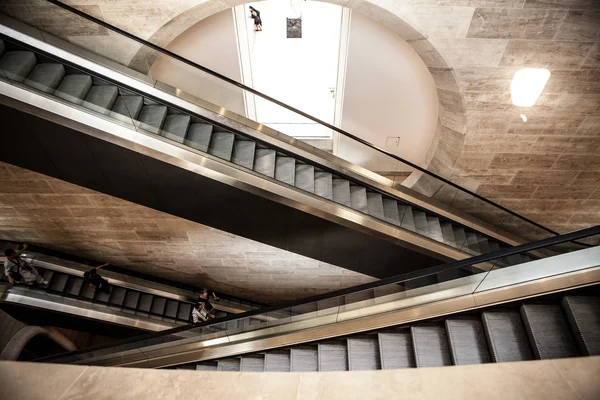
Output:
511 68 551 107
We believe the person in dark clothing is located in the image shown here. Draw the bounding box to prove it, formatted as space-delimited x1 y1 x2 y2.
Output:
196 288 219 317
83 263 110 293
249 5 262 31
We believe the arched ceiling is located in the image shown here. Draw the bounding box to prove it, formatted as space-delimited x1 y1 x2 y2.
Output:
3 0 600 235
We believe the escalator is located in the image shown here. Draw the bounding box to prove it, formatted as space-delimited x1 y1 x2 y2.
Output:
35 226 600 369
0 7 567 281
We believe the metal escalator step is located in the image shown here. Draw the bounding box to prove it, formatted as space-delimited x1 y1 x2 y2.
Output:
0 51 36 82
185 123 213 152
445 318 491 365
482 310 532 362
264 351 291 372
318 342 348 371
83 85 118 115
521 304 578 360
49 273 69 292
231 140 256 170
382 198 401 226
253 148 276 178
95 288 110 303
40 270 54 287
332 178 351 207
217 358 241 371
426 216 444 242
0 40 4 57
349 185 368 213
64 277 84 296
123 290 140 309
465 232 481 255
138 104 168 134
295 163 315 193
366 192 384 220
196 362 217 371
561 296 600 356
348 336 381 371
111 95 143 121
108 287 127 306
411 325 452 367
177 303 192 321
477 235 491 254
164 300 179 318
161 114 191 143
452 226 467 249
440 222 457 248
24 63 65 93
378 331 415 369
291 347 318 372
150 297 167 315
398 205 415 231
137 294 153 312
55 74 92 105
314 171 333 200
240 355 265 372
412 211 428 236
208 131 235 161
275 156 296 186
80 284 95 299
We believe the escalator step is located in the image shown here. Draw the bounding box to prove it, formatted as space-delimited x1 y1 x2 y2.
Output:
398 205 415 231
82 85 118 115
441 222 457 248
177 303 192 321
275 156 296 186
151 297 167 315
217 358 240 371
294 163 315 193
80 284 95 299
108 287 127 306
411 325 452 367
332 178 351 207
55 74 92 105
264 351 291 372
185 123 212 152
318 341 348 371
452 226 467 250
378 332 415 369
138 105 168 134
95 288 111 303
137 294 153 312
164 300 179 318
291 347 318 372
24 63 65 93
64 277 84 296
110 95 143 121
208 131 235 161
161 114 191 143
426 216 444 243
40 270 54 287
123 290 140 309
446 318 491 365
49 273 69 292
349 185 368 213
561 296 600 356
366 192 384 220
231 140 256 170
240 355 265 372
412 211 428 236
0 40 4 57
253 148 276 178
382 198 401 226
477 235 491 254
314 171 333 200
348 337 380 371
521 304 578 360
482 310 533 363
195 362 218 371
0 51 36 82
465 232 481 255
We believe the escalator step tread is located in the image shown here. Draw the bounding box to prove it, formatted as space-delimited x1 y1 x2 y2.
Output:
398 205 415 231
482 310 533 363
161 114 191 143
275 156 296 186
196 362 218 371
465 232 481 255
137 294 153 312
108 287 127 306
477 235 491 254
332 178 351 207
349 185 368 213
95 289 110 303
295 163 315 193
411 325 452 367
240 355 265 372
348 337 381 371
412 211 428 236
291 347 318 372
521 304 578 360
65 276 84 296
49 273 69 292
217 358 241 372
24 63 65 93
445 318 491 365
253 148 276 178
83 85 118 115
382 198 401 226
55 74 92 105
366 192 384 220
177 303 192 321
452 226 467 250
318 342 348 371
208 131 235 161
264 351 291 372
138 104 168 134
151 297 167 314
111 95 144 120
440 221 457 248
0 51 36 82
231 140 256 170
185 123 213 152
378 332 415 369
314 171 333 200
426 216 444 243
123 290 140 309
164 300 179 318
561 296 600 356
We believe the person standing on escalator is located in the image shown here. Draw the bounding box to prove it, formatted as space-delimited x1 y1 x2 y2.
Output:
3 243 48 286
83 262 111 294
249 5 263 31
193 288 220 322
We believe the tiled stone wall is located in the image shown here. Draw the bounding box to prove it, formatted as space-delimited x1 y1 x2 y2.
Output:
0 162 375 303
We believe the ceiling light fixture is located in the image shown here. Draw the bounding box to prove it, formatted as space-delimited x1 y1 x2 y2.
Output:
510 68 551 107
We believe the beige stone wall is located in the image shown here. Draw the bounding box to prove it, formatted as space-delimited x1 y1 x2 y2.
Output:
1 356 600 399
0 162 375 303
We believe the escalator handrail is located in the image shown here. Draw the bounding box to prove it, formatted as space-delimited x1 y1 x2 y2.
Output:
36 225 600 363
39 0 569 242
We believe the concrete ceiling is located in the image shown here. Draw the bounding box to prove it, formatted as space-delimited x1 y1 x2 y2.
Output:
0 162 375 303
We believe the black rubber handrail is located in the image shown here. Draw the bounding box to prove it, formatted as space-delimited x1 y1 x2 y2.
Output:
39 0 566 240
36 225 600 363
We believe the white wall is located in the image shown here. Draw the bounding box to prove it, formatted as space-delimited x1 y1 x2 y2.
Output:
149 9 245 116
338 12 439 172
